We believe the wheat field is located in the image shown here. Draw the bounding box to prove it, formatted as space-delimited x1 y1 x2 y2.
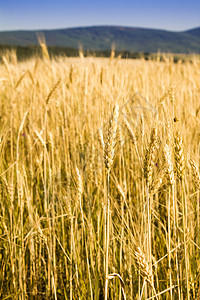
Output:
0 49 200 299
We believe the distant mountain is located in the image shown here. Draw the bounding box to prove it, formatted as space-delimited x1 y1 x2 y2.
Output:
0 26 200 53
184 27 200 38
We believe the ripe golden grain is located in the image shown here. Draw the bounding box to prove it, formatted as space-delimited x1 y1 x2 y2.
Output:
104 104 119 173
163 143 175 186
144 124 159 187
174 130 185 180
189 158 200 190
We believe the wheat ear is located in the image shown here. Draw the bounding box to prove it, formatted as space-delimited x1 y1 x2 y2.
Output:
189 157 200 190
134 245 153 286
104 104 119 173
174 130 185 181
163 143 175 186
144 125 159 187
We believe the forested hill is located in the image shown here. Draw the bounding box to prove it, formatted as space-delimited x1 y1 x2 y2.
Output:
0 26 200 53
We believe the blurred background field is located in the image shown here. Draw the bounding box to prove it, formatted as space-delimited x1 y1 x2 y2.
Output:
1 43 200 63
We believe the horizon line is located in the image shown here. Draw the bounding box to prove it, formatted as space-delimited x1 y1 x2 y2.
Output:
0 24 199 33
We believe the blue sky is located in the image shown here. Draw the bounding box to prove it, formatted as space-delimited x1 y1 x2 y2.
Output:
0 0 199 31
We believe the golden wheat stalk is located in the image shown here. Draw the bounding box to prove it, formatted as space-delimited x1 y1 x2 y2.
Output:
98 128 105 151
104 104 119 300
75 167 83 204
150 175 163 194
189 157 200 190
88 145 95 183
104 104 119 173
106 273 126 300
134 245 153 286
174 130 185 181
163 143 175 186
165 121 173 147
37 34 50 60
124 118 137 145
144 125 159 187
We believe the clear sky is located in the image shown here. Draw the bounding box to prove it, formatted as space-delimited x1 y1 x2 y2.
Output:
0 0 199 32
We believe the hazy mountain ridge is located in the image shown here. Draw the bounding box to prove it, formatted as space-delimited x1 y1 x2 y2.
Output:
0 25 200 53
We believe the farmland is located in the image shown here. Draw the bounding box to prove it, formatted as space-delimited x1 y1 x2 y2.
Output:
0 48 200 299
